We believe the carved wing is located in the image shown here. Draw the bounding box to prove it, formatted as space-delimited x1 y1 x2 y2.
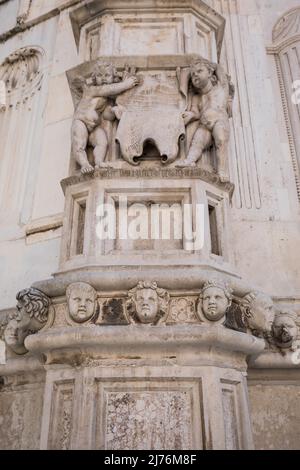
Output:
70 76 86 109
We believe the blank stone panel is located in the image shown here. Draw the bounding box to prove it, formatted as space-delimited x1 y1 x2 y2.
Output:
0 380 45 450
222 387 239 450
79 11 220 61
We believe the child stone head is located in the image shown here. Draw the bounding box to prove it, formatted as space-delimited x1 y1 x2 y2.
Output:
66 282 97 323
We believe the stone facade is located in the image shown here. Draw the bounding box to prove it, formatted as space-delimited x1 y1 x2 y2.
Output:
0 0 300 450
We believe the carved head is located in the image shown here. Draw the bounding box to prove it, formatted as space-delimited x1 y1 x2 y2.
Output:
200 280 232 322
4 288 50 355
92 62 117 86
127 281 170 324
190 58 217 90
272 310 298 349
66 282 97 324
241 292 275 336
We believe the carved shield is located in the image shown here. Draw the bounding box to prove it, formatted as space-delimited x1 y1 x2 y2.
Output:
115 73 186 165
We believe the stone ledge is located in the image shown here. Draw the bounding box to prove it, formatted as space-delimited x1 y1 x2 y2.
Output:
25 324 264 361
61 167 235 195
32 265 252 299
248 351 300 369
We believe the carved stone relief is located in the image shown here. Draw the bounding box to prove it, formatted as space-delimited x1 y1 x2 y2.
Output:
167 298 198 324
4 288 51 355
0 47 43 108
273 7 300 43
71 62 139 174
7 281 297 356
0 47 45 221
272 310 299 350
240 292 275 339
68 55 234 181
115 71 186 165
126 281 170 325
197 279 233 324
65 282 98 325
177 58 235 183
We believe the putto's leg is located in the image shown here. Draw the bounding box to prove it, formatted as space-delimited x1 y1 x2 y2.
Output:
212 120 230 182
89 126 109 169
177 126 211 167
71 120 94 174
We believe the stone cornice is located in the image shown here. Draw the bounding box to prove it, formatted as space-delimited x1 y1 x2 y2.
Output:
0 0 82 42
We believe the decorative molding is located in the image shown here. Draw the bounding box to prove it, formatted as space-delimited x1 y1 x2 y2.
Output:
273 7 300 43
48 381 74 450
274 54 300 201
17 0 32 25
167 297 198 324
70 0 225 60
211 0 262 210
0 46 44 107
267 8 300 202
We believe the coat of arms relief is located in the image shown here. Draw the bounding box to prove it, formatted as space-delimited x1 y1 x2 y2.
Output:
68 55 234 182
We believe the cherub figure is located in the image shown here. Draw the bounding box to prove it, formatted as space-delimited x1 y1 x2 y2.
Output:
177 58 234 182
71 63 138 174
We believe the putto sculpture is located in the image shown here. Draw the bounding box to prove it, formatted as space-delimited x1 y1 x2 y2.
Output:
198 279 233 323
178 58 234 182
66 282 97 324
4 288 50 355
126 281 170 325
240 292 275 338
272 310 298 349
71 62 138 174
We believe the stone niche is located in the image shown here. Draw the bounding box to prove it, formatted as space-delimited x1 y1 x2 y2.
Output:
69 0 225 62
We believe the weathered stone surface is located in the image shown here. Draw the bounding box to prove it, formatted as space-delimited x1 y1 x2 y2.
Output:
0 374 45 450
248 382 300 450
0 0 300 451
105 390 192 450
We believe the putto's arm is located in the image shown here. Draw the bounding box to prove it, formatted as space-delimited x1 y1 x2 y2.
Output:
214 63 229 89
182 95 200 125
90 77 138 98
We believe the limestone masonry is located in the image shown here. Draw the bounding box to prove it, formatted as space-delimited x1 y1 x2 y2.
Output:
0 0 300 450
